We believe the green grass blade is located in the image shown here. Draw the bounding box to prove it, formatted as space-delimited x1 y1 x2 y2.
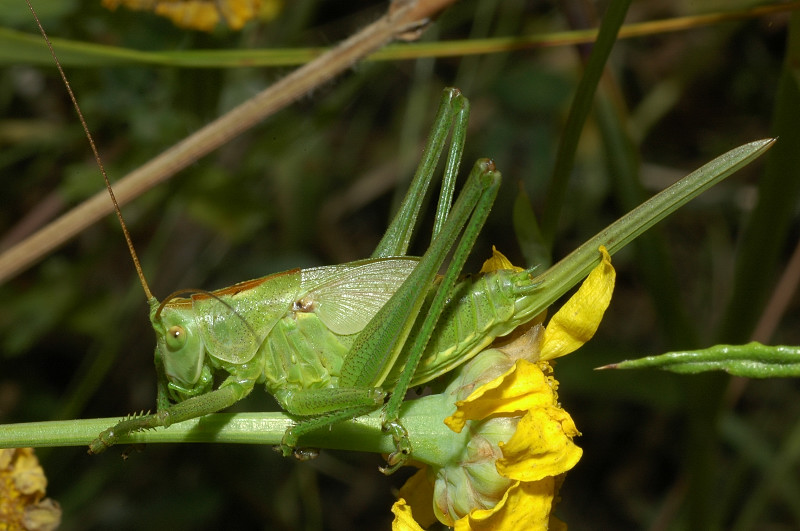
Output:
540 0 633 246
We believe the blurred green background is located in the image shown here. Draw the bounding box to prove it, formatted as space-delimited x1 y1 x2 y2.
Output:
2 0 799 529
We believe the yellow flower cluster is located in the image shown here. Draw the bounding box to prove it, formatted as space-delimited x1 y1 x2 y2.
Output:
0 448 61 531
102 0 282 31
392 247 615 530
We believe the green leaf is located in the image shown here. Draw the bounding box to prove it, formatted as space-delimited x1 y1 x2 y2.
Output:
599 342 800 378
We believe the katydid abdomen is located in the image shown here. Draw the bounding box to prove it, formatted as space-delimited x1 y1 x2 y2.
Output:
400 267 540 387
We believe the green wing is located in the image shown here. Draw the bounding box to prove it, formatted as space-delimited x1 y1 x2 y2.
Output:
299 257 420 336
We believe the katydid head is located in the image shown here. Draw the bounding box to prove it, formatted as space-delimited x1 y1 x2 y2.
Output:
151 289 259 402
151 298 207 395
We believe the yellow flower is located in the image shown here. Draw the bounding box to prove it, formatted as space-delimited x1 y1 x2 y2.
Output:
392 247 615 530
102 0 283 31
0 448 62 531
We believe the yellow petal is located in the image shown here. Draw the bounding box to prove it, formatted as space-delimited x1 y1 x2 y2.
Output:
497 408 582 482
540 246 615 360
454 479 555 531
398 468 438 529
480 246 524 273
392 499 426 531
445 360 555 433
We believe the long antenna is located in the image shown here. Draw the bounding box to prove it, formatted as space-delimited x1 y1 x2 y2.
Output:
26 0 155 301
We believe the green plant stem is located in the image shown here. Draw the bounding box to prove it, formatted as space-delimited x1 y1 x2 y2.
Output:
0 393 456 466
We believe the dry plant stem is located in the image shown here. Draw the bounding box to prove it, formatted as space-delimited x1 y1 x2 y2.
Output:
0 0 457 286
610 2 800 42
0 192 62 251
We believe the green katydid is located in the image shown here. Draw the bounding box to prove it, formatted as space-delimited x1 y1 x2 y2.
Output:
84 86 545 473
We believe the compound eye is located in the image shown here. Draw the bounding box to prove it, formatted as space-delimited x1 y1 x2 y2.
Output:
165 325 186 351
